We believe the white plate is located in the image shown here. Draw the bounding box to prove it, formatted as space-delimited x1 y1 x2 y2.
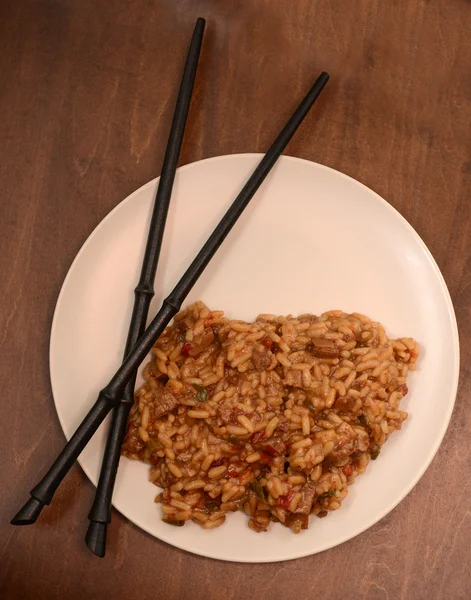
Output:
50 154 459 562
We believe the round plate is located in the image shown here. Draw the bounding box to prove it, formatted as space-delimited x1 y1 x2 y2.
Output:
50 154 459 562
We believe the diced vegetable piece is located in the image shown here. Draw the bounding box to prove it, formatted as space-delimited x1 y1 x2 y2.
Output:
192 384 208 402
370 447 381 460
318 490 336 501
251 480 267 502
181 341 193 356
228 436 245 447
277 490 295 509
227 464 240 477
342 463 353 477
251 430 266 444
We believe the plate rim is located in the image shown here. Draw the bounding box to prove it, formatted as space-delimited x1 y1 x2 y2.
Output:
49 153 460 562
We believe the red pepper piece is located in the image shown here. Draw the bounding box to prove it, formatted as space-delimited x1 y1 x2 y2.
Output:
181 341 193 356
251 430 266 444
342 463 353 477
277 490 295 509
258 451 273 465
227 464 240 478
262 443 282 457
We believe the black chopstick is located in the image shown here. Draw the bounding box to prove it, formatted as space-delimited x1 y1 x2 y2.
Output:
11 70 329 530
83 18 205 557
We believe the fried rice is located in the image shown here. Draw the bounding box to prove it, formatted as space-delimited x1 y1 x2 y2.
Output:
122 301 419 533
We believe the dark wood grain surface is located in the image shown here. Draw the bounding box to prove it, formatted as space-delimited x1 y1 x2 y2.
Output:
1 1 470 598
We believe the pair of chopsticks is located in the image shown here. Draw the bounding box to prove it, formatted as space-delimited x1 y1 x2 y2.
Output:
12 17 329 556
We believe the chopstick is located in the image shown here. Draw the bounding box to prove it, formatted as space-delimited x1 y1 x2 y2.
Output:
10 16 205 527
84 18 206 557
11 70 329 530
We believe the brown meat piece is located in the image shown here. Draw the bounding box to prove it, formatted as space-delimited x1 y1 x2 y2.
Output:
217 400 236 424
284 369 303 388
188 330 214 357
259 434 286 456
295 483 317 515
252 348 272 371
285 513 309 532
153 386 179 419
330 439 354 463
311 338 339 358
333 395 358 414
121 423 145 455
328 421 370 464
276 418 290 434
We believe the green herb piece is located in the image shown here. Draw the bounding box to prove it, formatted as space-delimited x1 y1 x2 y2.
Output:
370 447 381 460
250 480 267 502
192 383 208 402
228 436 245 447
318 490 336 501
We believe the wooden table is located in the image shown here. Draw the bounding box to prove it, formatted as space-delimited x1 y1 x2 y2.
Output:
1 1 470 598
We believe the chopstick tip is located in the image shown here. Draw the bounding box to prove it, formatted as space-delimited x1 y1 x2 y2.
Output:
85 521 107 558
11 496 44 526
